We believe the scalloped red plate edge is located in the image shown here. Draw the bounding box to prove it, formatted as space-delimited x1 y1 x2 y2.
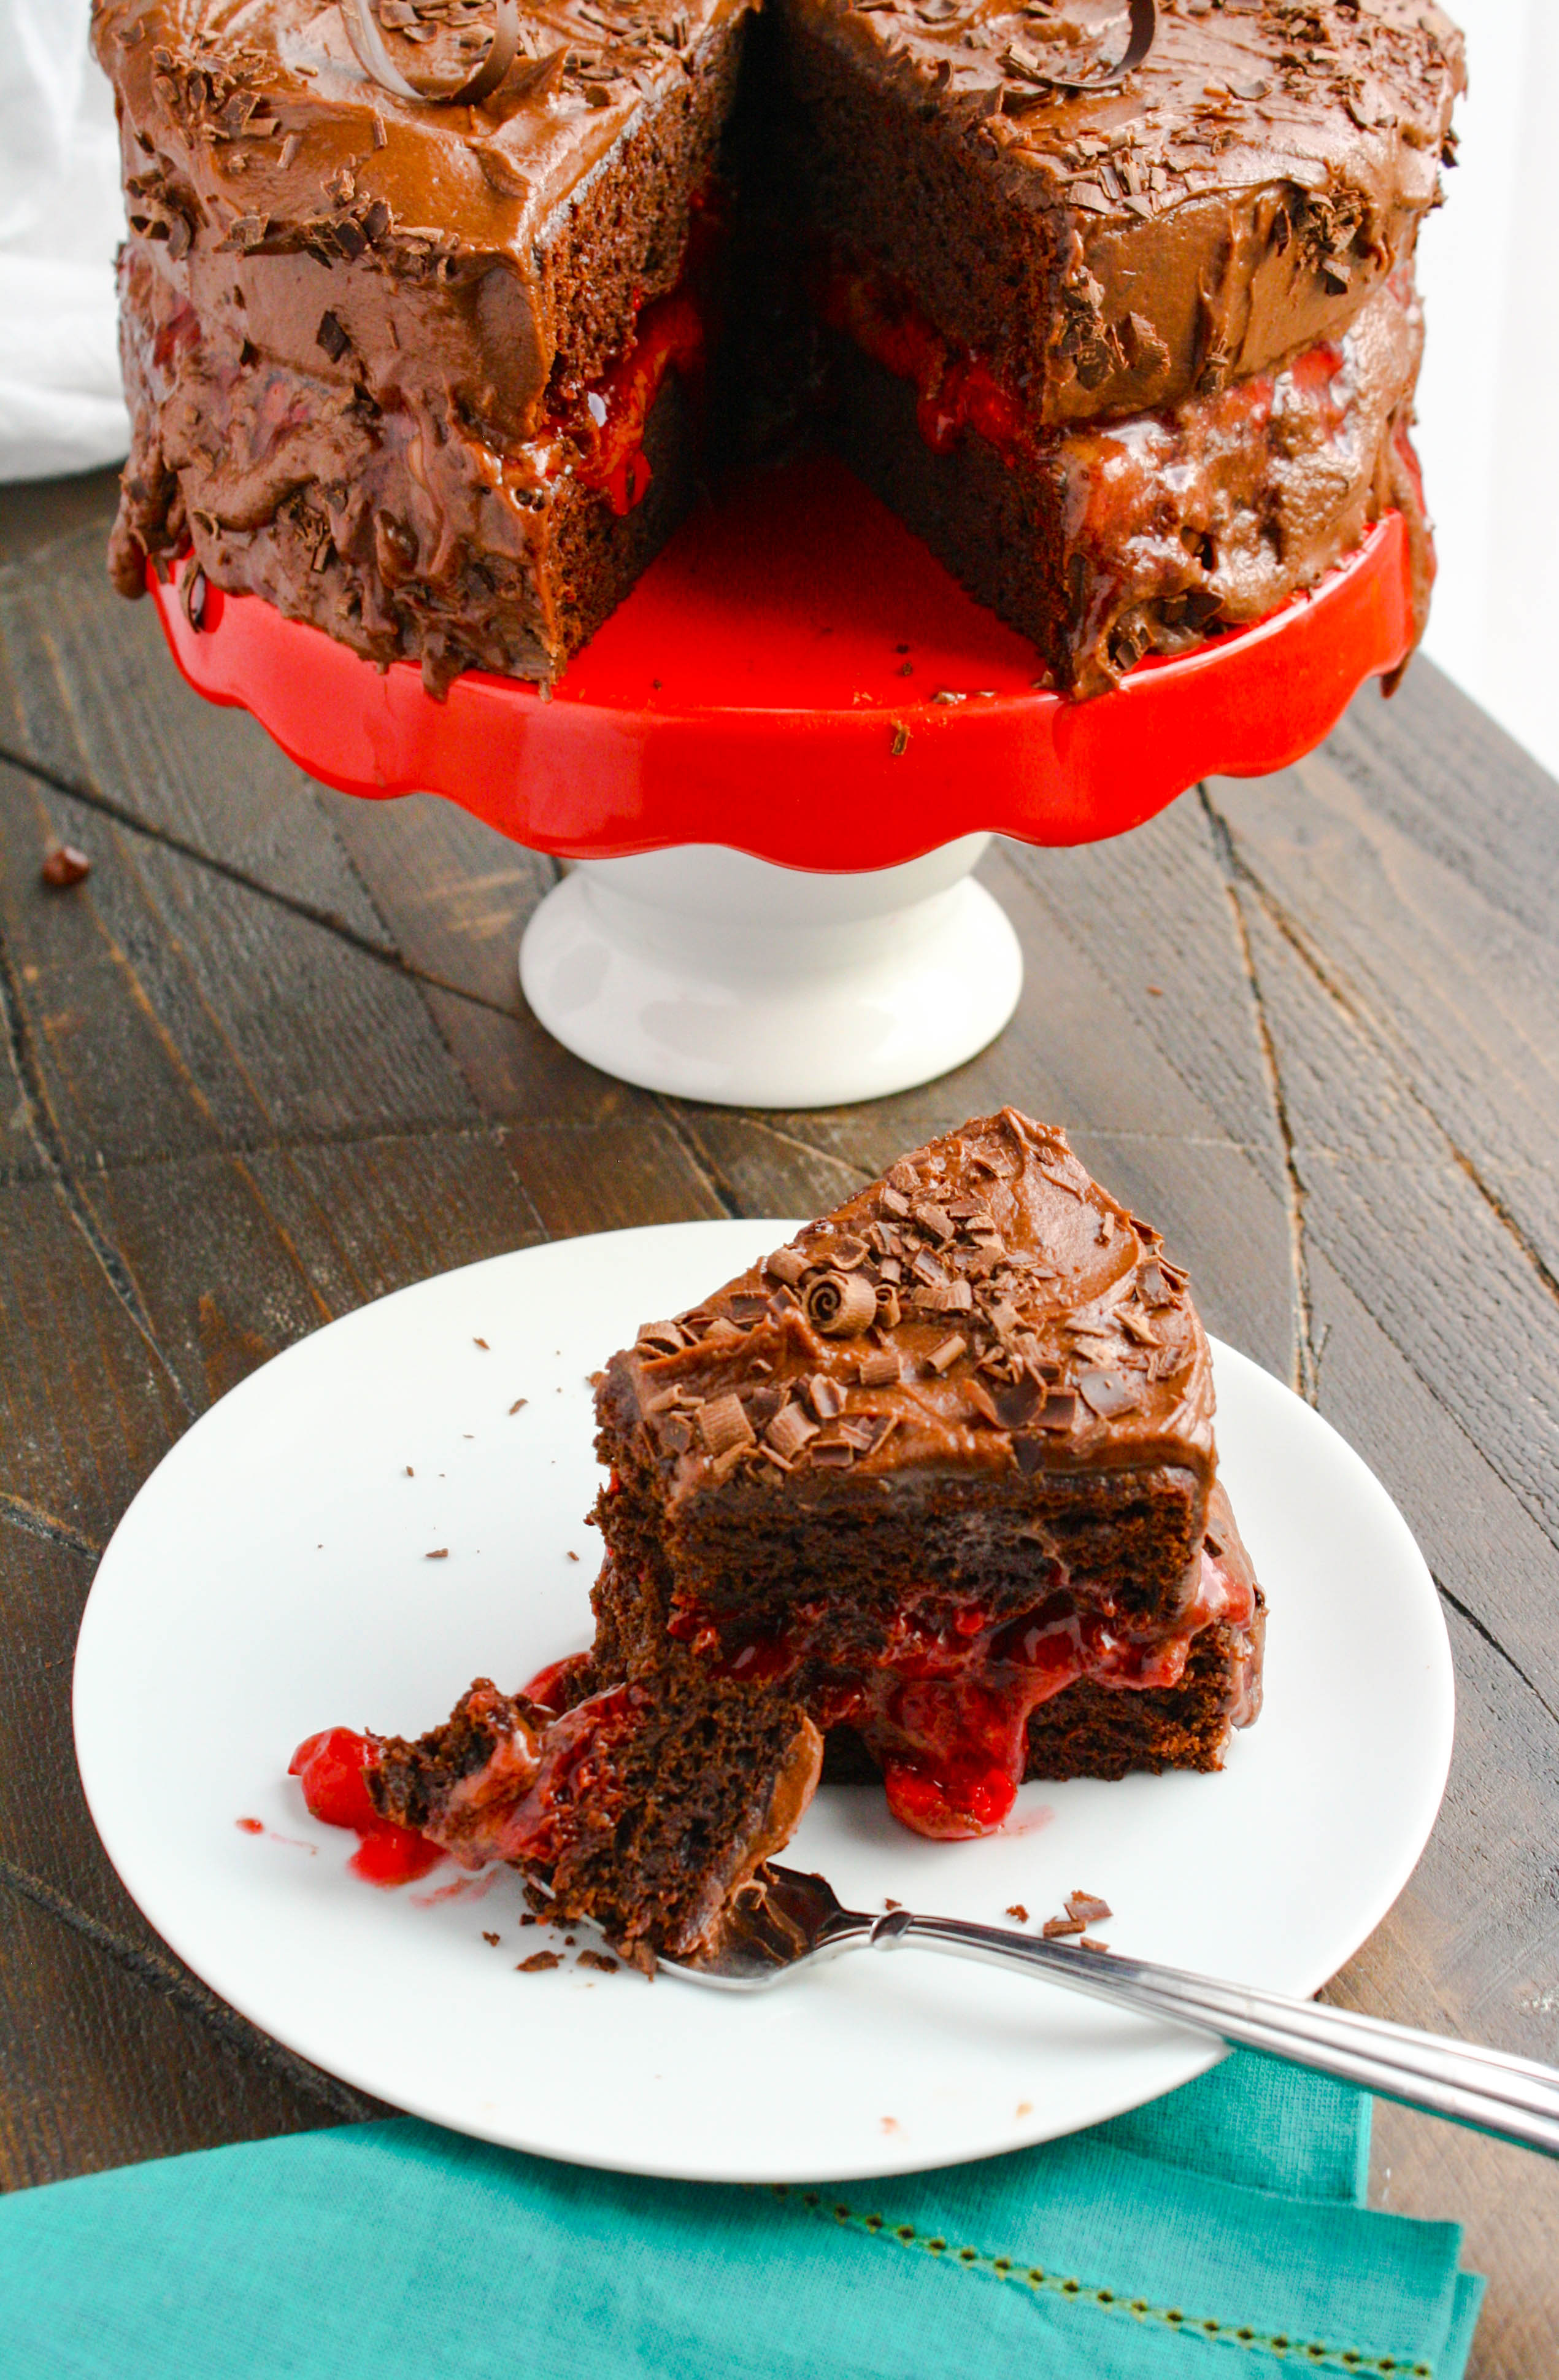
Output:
149 507 1413 872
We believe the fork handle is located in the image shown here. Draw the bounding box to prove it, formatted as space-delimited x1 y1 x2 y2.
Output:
876 1912 1559 2158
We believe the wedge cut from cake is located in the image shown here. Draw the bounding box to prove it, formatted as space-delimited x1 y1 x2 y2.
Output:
327 1110 1263 1963
591 1105 1263 1843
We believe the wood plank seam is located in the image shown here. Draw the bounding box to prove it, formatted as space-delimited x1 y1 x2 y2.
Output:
1197 787 1322 1406
1434 1577 1559 1732
0 744 518 1023
0 924 195 1421
0 1493 99 1561
0 1855 374 2130
656 1099 744 1217
1206 787 1559 1320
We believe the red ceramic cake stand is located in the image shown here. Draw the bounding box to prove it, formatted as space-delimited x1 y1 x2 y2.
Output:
152 451 1415 1107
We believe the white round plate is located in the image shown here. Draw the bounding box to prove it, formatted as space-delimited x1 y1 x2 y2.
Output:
75 1221 1453 2184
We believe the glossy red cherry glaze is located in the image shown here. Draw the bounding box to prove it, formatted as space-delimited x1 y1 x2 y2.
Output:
552 290 706 517
519 1652 597 1717
815 250 1030 464
288 1726 444 1886
671 1552 1253 1841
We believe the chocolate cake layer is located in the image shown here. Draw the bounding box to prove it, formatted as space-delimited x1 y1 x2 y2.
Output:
821 259 1429 695
94 0 747 687
775 0 1461 429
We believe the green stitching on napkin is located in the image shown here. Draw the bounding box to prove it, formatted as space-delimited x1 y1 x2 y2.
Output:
766 2187 1436 2378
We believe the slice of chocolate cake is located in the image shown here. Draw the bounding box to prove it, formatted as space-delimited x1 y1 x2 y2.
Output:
766 0 1463 690
301 1110 1261 1957
593 1107 1263 1838
94 0 749 694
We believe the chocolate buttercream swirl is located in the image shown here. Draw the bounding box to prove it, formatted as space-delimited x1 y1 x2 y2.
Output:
341 0 520 107
1014 0 1155 96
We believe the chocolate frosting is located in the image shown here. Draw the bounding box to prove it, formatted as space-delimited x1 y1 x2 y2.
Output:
602 1107 1217 1502
91 0 747 432
785 0 1463 423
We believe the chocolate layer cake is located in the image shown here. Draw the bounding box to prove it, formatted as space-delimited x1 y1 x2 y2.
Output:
97 0 1461 697
328 1111 1262 1958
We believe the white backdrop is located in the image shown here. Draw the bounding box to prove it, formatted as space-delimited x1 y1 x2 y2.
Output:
1413 0 1559 781
0 0 1553 776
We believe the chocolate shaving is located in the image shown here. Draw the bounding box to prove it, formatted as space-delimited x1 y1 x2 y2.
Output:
915 1279 974 1313
696 1394 754 1459
1039 1389 1078 1431
1136 1259 1175 1308
809 1440 856 1468
636 1320 687 1353
807 1374 846 1421
992 1375 1043 1429
316 309 352 363
926 1334 968 1375
804 1270 878 1338
765 1246 809 1287
1077 1368 1143 1419
766 1402 818 1461
1066 1892 1113 1925
342 0 522 107
857 1348 901 1388
1042 1915 1084 1939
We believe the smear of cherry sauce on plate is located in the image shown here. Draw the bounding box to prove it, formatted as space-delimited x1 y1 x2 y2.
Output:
288 1727 444 1886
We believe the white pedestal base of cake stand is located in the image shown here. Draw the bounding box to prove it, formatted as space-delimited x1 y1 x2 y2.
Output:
517 834 1022 1109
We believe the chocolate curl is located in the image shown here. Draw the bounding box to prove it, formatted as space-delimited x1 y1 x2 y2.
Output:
1009 0 1155 95
857 1348 901 1388
342 0 520 107
765 1402 817 1461
696 1394 754 1460
804 1271 878 1338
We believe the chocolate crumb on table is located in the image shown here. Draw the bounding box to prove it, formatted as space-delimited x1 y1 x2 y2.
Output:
518 1951 563 1973
40 843 90 888
1006 1904 1029 1922
482 1931 501 1946
577 1951 620 1974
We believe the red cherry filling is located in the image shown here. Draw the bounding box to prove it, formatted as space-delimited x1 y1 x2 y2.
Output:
672 1550 1253 1842
288 1726 444 1887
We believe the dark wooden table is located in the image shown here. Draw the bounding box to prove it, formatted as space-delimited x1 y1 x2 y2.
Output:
2 468 1555 2372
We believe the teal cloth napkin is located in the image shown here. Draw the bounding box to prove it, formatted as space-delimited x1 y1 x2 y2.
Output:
0 2052 1482 2378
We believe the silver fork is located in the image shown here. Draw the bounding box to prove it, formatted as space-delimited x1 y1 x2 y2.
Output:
659 1864 1559 2158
